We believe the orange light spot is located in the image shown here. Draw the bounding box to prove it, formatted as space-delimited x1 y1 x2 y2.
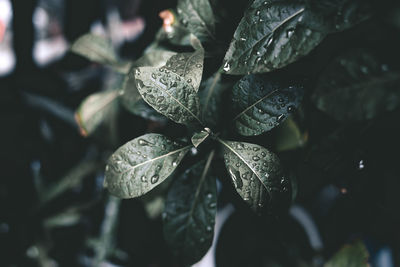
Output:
159 9 175 32
74 112 88 137
0 19 5 43
340 188 348 194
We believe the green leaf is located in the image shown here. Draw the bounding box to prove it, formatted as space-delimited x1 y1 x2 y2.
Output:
71 33 130 73
232 74 303 136
312 49 400 121
104 134 191 198
218 138 288 213
191 128 211 147
75 90 119 137
120 50 177 115
163 151 217 266
274 117 307 151
306 0 372 32
324 241 369 267
163 39 204 91
176 0 216 41
134 67 202 125
199 73 232 130
222 0 327 74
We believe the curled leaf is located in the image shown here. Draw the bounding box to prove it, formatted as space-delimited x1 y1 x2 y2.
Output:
191 128 211 147
104 133 191 198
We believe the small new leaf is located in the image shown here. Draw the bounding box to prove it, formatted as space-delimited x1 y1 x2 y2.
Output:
312 49 400 121
218 138 288 213
71 33 130 73
176 0 216 41
233 74 303 136
134 67 201 125
191 128 210 147
222 0 326 74
163 152 217 266
75 90 119 137
104 134 191 198
324 241 369 267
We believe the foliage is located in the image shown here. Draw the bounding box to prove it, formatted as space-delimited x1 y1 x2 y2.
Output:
70 0 400 265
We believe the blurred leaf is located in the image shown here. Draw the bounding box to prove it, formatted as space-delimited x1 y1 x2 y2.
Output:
71 33 130 73
274 117 308 151
104 134 191 198
222 0 327 74
75 90 119 137
176 0 216 41
134 67 201 126
312 48 400 121
163 151 217 266
232 74 303 136
218 138 288 213
191 128 210 147
324 241 369 267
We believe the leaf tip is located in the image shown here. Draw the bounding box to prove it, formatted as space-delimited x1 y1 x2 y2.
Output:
74 112 88 137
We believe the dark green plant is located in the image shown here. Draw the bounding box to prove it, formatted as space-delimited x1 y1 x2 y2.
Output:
71 0 399 265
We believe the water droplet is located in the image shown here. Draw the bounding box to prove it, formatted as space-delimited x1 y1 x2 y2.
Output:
223 62 231 72
278 98 284 102
196 63 202 68
258 109 264 114
252 156 260 161
358 160 365 170
266 37 273 47
287 105 295 113
138 139 153 146
105 165 109 171
256 57 262 63
209 202 217 208
286 29 294 38
156 165 161 171
151 73 157 79
141 175 147 182
261 152 266 157
281 177 285 184
187 78 192 83
256 10 260 16
206 193 213 199
256 121 261 125
240 37 246 41
151 175 159 184
277 114 285 123
253 147 260 151
236 163 241 167
305 29 312 36
172 161 177 167
191 147 198 155
206 226 212 231
258 18 264 22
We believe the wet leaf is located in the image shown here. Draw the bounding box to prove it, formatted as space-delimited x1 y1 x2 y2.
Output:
232 74 303 136
163 151 217 266
176 0 216 41
312 49 400 121
71 33 130 73
163 38 204 91
134 67 201 125
104 134 191 198
222 0 327 74
218 138 288 213
75 90 119 137
120 50 177 118
191 128 211 147
324 241 369 267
